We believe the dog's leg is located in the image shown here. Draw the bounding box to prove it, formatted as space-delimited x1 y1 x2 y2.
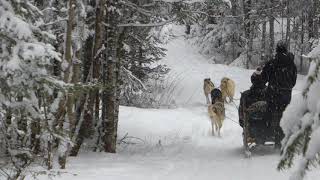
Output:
215 121 220 137
206 94 210 104
217 119 223 137
217 124 221 137
211 119 215 136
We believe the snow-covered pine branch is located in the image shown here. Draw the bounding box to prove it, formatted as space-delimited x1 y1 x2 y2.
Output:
122 67 147 90
279 42 320 180
0 0 63 178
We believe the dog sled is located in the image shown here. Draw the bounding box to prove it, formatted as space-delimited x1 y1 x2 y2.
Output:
242 101 276 157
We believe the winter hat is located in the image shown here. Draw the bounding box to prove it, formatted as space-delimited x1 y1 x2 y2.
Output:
276 40 288 53
251 71 265 87
254 67 262 75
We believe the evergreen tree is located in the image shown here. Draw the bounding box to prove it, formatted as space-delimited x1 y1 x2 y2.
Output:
190 0 245 64
278 41 320 180
0 0 61 177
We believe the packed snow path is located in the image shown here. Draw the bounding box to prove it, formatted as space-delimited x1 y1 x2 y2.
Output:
43 28 318 180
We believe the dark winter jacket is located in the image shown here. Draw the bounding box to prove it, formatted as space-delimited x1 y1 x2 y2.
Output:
262 52 297 91
251 71 266 90
261 52 297 111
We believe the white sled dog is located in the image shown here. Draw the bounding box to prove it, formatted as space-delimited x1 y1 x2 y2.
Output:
208 88 225 136
203 78 215 104
220 77 235 103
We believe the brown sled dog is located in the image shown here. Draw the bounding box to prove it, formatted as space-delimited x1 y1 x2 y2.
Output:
208 88 225 136
203 78 215 104
220 77 235 103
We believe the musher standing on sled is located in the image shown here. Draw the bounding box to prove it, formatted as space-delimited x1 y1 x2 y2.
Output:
260 40 297 149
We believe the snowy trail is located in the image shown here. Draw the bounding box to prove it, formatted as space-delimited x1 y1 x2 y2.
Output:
41 27 318 180
162 34 252 106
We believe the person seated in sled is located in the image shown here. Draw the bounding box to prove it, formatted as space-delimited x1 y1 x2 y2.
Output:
239 68 266 128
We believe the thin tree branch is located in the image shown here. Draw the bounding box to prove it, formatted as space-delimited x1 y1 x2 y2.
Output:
117 17 176 27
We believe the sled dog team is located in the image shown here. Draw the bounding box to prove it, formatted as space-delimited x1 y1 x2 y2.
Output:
204 77 235 136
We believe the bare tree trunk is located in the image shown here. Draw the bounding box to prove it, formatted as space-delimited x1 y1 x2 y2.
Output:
71 0 106 156
307 2 315 53
300 14 305 72
82 28 94 82
5 109 12 155
285 0 291 51
242 0 252 69
113 27 125 153
58 0 76 169
103 33 117 153
281 8 284 40
314 0 319 39
92 0 107 130
30 119 40 154
292 17 299 55
46 140 53 170
261 20 267 64
103 2 122 152
42 95 53 170
69 52 85 157
78 0 106 155
230 0 238 60
248 23 254 68
103 50 117 152
268 1 275 60
63 0 75 84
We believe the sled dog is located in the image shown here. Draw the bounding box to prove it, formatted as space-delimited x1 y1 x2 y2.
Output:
220 77 235 103
208 88 225 136
203 78 215 104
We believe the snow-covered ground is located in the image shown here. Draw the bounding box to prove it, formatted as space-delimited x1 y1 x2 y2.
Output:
38 26 319 180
